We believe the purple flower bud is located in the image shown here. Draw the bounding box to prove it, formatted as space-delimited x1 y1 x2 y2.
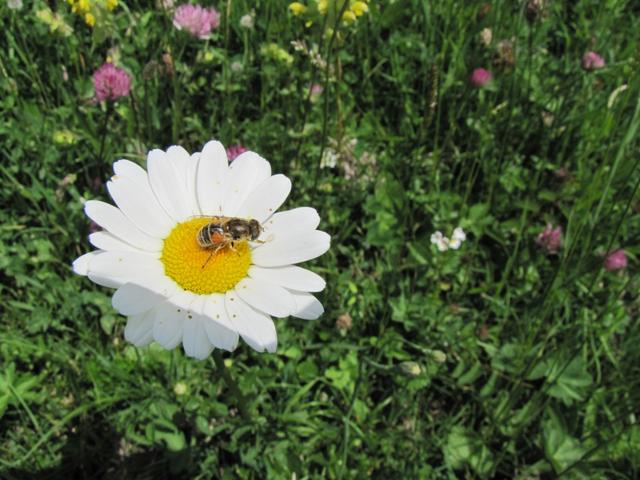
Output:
582 51 605 71
226 144 248 162
536 223 562 254
469 68 493 88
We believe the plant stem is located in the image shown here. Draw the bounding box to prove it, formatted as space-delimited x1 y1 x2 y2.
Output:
96 103 112 167
314 1 350 189
171 41 187 144
212 350 250 420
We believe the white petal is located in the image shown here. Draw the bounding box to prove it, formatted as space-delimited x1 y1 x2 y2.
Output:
124 310 155 346
437 238 449 251
85 251 164 289
200 294 235 330
234 277 295 318
167 145 190 178
225 291 277 352
88 273 122 288
185 153 201 216
112 280 176 316
236 174 291 223
147 149 192 221
153 299 187 349
201 295 239 351
87 260 124 287
221 152 271 216
182 315 214 360
248 265 326 292
74 251 124 287
107 177 174 239
89 231 149 253
113 159 150 188
289 291 324 320
448 238 461 250
72 251 99 276
197 140 229 216
252 230 331 267
87 250 161 278
165 146 196 216
84 200 162 252
259 207 320 242
452 227 466 242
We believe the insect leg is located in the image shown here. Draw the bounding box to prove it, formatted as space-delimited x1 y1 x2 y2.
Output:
201 245 224 269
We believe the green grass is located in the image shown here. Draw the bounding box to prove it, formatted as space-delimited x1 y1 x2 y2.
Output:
1 0 640 478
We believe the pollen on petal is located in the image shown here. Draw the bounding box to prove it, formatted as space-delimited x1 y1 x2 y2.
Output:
161 218 251 294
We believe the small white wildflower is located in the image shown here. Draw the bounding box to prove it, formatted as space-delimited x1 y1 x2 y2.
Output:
230 61 244 73
452 227 466 242
320 149 338 169
448 238 461 250
8 0 23 10
430 231 450 252
479 27 492 46
239 12 254 29
448 227 466 250
432 227 465 251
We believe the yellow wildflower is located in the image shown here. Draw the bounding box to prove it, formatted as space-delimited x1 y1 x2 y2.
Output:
52 130 78 145
77 0 90 13
317 0 328 14
36 8 74 36
351 1 369 16
85 12 96 26
342 10 356 24
106 0 118 11
261 43 294 65
289 2 307 15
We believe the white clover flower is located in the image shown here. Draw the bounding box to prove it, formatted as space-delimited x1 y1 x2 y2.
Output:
239 13 254 29
230 61 244 73
73 141 330 359
8 0 23 10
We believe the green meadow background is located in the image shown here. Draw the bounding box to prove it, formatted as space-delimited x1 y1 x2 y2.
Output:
2 0 640 478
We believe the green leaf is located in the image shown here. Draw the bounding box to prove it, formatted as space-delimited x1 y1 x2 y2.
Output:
543 407 587 473
444 426 494 477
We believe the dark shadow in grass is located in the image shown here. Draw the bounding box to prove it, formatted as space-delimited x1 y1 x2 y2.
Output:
4 415 194 480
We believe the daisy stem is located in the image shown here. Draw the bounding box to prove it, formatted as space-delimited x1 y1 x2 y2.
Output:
212 351 250 420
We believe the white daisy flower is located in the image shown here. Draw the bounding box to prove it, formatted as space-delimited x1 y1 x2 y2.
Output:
72 141 331 359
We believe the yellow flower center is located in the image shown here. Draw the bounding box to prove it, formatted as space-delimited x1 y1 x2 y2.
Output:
161 218 251 294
